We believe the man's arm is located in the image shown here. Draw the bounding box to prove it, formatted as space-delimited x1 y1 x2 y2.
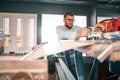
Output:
94 23 105 32
56 26 89 40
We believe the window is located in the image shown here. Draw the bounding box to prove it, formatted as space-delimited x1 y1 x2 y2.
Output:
4 18 9 46
28 19 35 47
17 18 23 47
4 18 9 35
41 14 87 44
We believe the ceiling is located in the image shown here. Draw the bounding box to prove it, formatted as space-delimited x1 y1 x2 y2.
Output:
2 0 120 8
97 0 120 8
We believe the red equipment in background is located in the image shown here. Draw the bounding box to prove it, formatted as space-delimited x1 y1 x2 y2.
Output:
99 18 120 32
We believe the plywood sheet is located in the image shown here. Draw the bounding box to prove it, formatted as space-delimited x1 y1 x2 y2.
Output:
24 41 94 60
0 60 48 73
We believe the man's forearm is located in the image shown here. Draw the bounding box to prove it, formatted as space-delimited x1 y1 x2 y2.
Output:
76 28 89 38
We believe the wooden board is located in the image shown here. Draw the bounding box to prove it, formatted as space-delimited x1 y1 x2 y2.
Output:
0 60 48 73
109 52 120 61
23 40 94 60
0 60 48 80
0 40 119 62
77 41 120 62
0 56 21 60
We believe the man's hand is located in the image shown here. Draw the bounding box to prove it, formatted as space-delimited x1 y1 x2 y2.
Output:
94 23 104 32
76 27 89 38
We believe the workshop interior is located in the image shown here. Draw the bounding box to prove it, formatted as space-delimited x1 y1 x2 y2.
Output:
0 0 120 80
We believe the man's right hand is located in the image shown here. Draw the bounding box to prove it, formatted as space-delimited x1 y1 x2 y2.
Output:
94 23 105 32
76 27 89 38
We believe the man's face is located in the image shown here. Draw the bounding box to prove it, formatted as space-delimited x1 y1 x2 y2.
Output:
64 15 74 29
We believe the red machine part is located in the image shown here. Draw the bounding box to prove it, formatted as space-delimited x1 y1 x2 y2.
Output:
99 19 120 32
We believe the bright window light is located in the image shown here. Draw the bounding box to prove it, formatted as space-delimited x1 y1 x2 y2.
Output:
41 14 87 44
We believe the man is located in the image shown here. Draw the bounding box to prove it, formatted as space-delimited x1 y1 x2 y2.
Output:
56 12 87 79
56 12 89 41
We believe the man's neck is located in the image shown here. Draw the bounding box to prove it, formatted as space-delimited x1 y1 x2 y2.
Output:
65 25 72 30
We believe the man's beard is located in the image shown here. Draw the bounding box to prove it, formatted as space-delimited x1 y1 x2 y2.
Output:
65 25 72 29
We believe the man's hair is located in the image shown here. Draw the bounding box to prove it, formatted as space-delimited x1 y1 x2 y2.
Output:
64 12 74 18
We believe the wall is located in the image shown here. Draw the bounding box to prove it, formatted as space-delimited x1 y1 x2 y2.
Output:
97 8 120 17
